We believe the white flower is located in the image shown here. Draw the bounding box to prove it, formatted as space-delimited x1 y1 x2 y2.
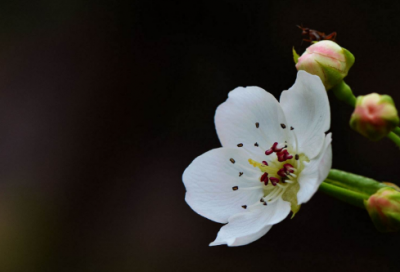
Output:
182 71 332 246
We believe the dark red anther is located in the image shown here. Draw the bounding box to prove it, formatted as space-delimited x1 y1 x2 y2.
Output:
260 173 268 182
276 150 287 162
265 149 274 155
277 168 286 177
277 150 294 162
262 161 268 166
260 173 269 185
265 142 284 155
283 163 294 173
270 177 279 186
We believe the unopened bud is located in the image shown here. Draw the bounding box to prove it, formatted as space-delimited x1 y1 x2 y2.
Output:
295 41 354 90
350 93 399 141
365 187 400 232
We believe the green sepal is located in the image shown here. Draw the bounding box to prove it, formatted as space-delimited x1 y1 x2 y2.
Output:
342 48 355 70
316 61 344 90
380 95 396 106
292 47 299 64
282 182 301 218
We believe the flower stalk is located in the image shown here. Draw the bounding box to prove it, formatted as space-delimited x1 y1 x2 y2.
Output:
319 169 396 211
326 169 387 195
392 126 400 136
386 131 400 149
331 81 356 107
319 181 367 209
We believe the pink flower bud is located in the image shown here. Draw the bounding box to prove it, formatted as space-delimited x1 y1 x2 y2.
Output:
350 93 399 141
295 41 354 90
365 187 400 232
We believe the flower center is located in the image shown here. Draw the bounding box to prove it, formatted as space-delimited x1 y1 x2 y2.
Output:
249 141 308 205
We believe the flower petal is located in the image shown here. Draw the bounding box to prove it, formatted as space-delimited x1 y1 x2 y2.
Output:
297 133 332 204
209 198 290 246
215 86 290 161
279 71 330 159
183 148 264 224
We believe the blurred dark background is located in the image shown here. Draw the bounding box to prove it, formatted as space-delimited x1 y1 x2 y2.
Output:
1 0 400 271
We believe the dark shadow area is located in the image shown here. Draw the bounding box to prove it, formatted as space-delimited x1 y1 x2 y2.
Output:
0 0 399 271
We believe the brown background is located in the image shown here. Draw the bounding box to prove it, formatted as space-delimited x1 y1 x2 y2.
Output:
0 0 399 271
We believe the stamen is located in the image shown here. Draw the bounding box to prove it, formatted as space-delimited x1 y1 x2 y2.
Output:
277 183 286 189
268 192 285 204
265 149 273 155
265 142 284 155
265 187 283 200
277 168 286 177
276 143 286 150
237 143 243 147
277 150 293 162
283 163 294 173
292 127 299 153
230 158 235 164
286 154 294 160
240 186 263 190
270 177 280 186
260 173 269 185
262 161 268 166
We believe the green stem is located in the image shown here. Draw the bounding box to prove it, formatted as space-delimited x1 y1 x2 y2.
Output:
319 181 368 209
392 127 400 137
387 131 400 149
331 80 356 107
327 169 387 195
318 169 395 209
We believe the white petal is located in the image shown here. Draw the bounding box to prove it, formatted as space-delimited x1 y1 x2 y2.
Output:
217 225 272 247
215 86 291 161
297 133 332 204
279 71 330 159
183 148 263 224
209 198 290 246
318 135 332 182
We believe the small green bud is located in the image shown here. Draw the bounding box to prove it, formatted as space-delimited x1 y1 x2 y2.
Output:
365 187 400 232
350 93 399 141
295 41 354 90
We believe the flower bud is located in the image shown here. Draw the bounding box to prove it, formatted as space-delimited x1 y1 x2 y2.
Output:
365 187 400 232
350 93 399 141
295 41 354 90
